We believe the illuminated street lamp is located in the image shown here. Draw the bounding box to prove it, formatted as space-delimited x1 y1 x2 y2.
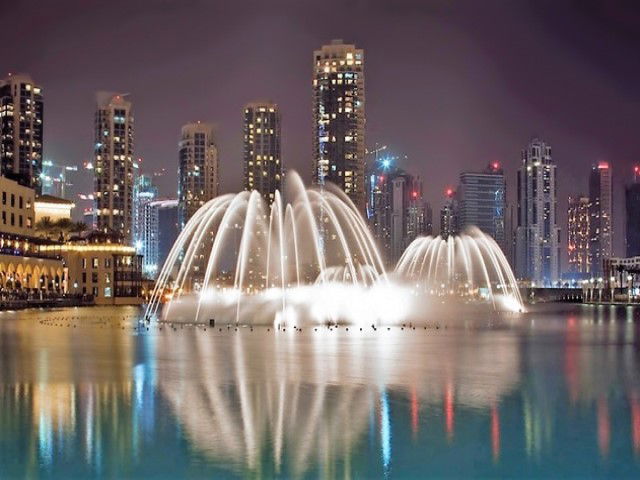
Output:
628 274 634 303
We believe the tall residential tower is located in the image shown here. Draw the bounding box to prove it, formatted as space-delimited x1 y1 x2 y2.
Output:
93 92 134 243
178 122 218 227
243 102 282 204
515 138 560 284
312 40 365 209
567 194 590 276
0 73 43 193
588 162 612 275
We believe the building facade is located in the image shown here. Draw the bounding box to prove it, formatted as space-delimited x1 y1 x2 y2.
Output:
93 92 134 244
626 166 640 258
243 102 282 204
178 122 218 227
40 231 142 305
312 40 365 209
457 162 506 250
141 198 178 278
368 166 431 264
374 170 431 263
0 73 44 193
1 177 142 304
0 176 67 295
1 175 35 236
440 188 459 238
567 194 590 276
588 162 612 275
515 138 560 284
390 173 430 261
133 174 158 252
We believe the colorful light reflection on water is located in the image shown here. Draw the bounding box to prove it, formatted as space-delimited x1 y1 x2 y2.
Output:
0 304 640 478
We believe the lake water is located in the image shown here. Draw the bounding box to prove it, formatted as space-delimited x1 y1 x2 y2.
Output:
1 304 640 478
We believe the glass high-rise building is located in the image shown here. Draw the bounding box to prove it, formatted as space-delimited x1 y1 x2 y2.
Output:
458 162 506 250
94 92 134 243
133 174 158 253
626 166 640 258
243 102 282 204
313 39 365 210
588 162 612 275
178 122 218 227
141 198 178 279
0 73 43 193
567 194 590 276
515 138 560 285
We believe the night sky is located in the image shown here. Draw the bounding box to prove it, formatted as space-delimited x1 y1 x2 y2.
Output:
3 0 640 259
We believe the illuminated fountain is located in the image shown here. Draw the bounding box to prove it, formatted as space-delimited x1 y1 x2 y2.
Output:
395 227 523 311
146 172 407 325
147 174 523 326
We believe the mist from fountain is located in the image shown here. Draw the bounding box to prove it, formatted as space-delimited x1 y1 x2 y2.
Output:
395 228 523 311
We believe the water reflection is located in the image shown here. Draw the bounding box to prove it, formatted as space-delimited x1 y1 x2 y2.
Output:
0 305 639 477
154 323 522 476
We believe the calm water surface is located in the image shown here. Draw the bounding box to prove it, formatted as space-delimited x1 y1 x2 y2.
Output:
1 304 640 478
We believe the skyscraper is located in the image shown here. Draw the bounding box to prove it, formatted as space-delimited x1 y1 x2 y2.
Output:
243 102 282 204
93 92 134 243
458 162 506 250
367 157 431 264
440 188 459 238
625 166 640 257
178 122 218 227
313 39 365 209
588 162 612 275
567 195 590 276
390 173 431 261
0 73 43 193
141 198 178 278
515 138 560 284
133 174 158 252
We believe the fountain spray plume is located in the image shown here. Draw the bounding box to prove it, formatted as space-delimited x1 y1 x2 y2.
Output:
395 227 524 312
146 171 389 325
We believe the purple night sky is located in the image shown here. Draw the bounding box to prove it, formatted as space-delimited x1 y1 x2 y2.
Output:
3 0 640 260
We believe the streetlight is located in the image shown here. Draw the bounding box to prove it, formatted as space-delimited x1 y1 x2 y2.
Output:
628 274 633 303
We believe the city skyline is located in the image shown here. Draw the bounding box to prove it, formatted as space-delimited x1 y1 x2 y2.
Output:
4 1 639 261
